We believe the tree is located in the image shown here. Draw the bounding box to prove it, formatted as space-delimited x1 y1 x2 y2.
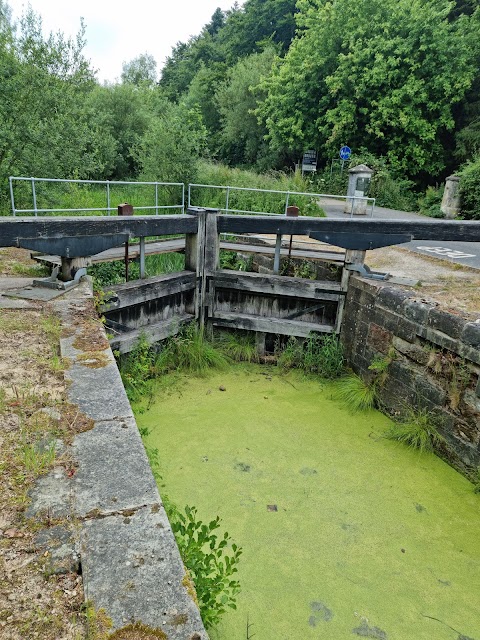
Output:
260 0 479 178
216 48 276 165
135 100 207 184
121 53 157 86
0 7 109 210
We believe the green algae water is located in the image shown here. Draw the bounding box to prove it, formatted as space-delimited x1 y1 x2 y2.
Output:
137 364 480 640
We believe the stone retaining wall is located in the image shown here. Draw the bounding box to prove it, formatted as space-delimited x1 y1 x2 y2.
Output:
342 277 480 472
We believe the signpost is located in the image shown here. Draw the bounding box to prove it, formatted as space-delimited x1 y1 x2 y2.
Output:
301 150 317 175
339 145 351 172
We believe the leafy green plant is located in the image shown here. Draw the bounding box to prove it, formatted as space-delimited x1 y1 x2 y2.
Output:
194 161 326 217
166 502 242 629
219 250 252 271
368 350 395 385
417 186 445 218
385 407 444 452
459 156 480 220
336 373 377 411
118 333 157 402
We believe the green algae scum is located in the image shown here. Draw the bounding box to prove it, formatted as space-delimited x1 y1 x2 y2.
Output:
137 364 480 640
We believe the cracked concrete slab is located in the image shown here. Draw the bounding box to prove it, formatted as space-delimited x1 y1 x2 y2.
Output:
81 505 207 639
26 467 73 520
64 360 132 422
72 417 159 517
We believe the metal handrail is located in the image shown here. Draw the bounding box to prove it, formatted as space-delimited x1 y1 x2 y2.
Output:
188 183 376 217
9 176 376 218
9 176 185 216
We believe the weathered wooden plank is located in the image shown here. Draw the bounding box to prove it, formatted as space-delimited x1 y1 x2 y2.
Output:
0 215 197 247
33 238 186 266
100 271 196 312
212 270 343 300
212 311 335 337
223 242 345 263
217 215 480 242
109 313 194 354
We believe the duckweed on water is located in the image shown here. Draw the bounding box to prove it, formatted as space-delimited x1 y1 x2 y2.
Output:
137 364 480 639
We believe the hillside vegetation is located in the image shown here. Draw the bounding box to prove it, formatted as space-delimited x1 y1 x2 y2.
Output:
1 0 480 216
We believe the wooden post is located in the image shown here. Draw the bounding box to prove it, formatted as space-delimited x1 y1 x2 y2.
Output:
185 209 207 321
203 210 220 329
273 234 282 274
335 249 366 333
256 332 266 358
139 236 146 279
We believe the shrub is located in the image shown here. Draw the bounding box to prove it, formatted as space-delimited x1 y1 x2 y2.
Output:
417 186 445 218
459 156 480 219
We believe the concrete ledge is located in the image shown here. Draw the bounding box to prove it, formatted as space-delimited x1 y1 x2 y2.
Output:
26 280 207 638
81 505 206 638
72 417 159 517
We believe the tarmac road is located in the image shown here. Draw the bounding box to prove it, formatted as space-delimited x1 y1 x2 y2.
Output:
320 198 480 270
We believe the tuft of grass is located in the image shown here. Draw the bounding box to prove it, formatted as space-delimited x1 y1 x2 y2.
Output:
156 324 229 376
336 373 377 411
217 331 259 363
277 334 344 379
20 439 56 477
385 407 444 452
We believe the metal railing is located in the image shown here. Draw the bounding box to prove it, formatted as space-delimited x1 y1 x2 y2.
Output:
188 183 375 217
9 176 185 216
8 176 375 218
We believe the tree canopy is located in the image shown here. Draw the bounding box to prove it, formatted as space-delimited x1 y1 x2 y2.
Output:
1 0 480 214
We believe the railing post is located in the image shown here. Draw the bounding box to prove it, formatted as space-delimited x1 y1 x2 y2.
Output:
106 181 110 216
273 234 282 274
31 177 38 217
155 183 159 216
226 186 230 213
9 177 15 216
139 236 146 278
188 184 191 209
182 183 185 214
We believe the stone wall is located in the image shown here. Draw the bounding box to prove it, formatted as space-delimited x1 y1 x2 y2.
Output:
342 277 480 473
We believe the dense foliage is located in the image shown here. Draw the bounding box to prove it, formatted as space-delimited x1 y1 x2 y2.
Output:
1 0 480 216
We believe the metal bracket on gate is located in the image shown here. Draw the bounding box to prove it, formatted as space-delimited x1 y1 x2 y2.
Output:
345 263 389 280
32 266 87 291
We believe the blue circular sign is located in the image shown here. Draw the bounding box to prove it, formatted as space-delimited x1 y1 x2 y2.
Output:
339 146 351 160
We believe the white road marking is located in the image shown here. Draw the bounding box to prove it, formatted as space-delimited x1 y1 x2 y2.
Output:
416 246 476 259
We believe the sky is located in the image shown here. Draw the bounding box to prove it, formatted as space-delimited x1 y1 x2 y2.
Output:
8 0 240 83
